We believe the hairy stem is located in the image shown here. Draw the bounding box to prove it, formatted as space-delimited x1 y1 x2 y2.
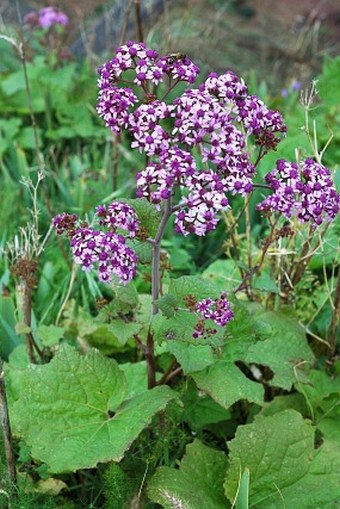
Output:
0 360 17 490
152 198 172 312
112 136 119 192
145 199 172 388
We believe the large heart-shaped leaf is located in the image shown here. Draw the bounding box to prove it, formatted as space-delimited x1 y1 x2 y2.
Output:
7 345 176 473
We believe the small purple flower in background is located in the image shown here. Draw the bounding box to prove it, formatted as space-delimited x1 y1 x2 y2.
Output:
291 80 302 91
38 7 69 28
23 11 39 27
281 79 302 98
193 292 234 337
257 158 340 226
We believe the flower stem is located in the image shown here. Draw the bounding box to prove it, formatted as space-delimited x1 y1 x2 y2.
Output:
152 198 172 313
145 199 172 388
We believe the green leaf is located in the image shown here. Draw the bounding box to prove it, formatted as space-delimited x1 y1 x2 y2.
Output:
169 275 220 302
295 369 340 441
0 295 23 360
129 239 152 264
124 198 161 237
202 259 242 291
309 221 339 270
113 283 139 314
234 469 249 509
108 319 142 346
261 393 309 418
154 294 179 318
318 57 340 106
4 345 29 400
36 324 65 347
253 274 279 294
224 410 315 507
119 361 148 398
8 345 176 473
15 321 31 335
78 321 126 355
244 310 314 390
295 369 340 409
192 360 264 409
152 310 197 344
148 439 230 509
181 381 231 430
269 440 340 509
166 341 214 374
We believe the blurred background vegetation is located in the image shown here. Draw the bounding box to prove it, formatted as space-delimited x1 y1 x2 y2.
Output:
0 0 339 333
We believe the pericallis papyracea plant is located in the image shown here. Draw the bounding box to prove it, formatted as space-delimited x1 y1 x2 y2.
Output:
53 40 339 348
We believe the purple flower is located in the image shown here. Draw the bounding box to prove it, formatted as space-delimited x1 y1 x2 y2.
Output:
174 171 229 236
136 147 196 204
204 71 248 102
129 101 173 156
194 292 233 337
38 7 69 28
53 201 139 285
97 87 138 135
291 80 302 91
151 55 200 85
23 11 39 26
52 213 78 235
238 95 286 149
257 159 340 225
70 228 137 284
95 202 140 237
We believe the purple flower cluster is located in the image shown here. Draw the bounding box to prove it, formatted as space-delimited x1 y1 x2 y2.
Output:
96 42 289 238
24 7 69 28
70 228 137 284
52 212 77 236
96 202 140 237
238 95 286 150
129 101 172 155
136 148 196 203
257 159 340 225
53 202 138 285
136 149 230 236
175 171 229 236
97 87 138 135
97 41 199 90
193 292 233 338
